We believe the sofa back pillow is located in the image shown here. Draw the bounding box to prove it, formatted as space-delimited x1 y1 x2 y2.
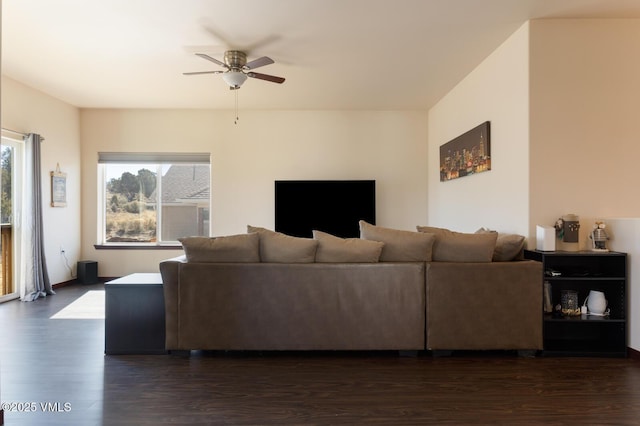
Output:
416 226 497 262
476 228 526 261
179 233 260 263
247 225 318 263
359 220 434 262
313 230 384 263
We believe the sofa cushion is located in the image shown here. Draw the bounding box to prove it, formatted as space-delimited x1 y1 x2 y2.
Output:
359 220 435 262
312 230 384 263
247 225 318 263
416 226 497 262
178 233 260 263
476 228 526 261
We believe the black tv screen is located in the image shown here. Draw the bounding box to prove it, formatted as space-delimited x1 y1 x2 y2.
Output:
275 180 376 238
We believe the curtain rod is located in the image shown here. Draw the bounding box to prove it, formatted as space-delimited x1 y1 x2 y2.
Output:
1 127 28 137
1 128 45 141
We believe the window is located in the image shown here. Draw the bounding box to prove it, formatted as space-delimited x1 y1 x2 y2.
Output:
98 153 210 245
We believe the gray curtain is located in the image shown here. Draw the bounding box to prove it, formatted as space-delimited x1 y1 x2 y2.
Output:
21 133 54 301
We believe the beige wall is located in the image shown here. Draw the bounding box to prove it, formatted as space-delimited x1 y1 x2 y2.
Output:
1 76 81 285
529 19 640 249
529 19 640 351
80 109 428 276
428 23 530 235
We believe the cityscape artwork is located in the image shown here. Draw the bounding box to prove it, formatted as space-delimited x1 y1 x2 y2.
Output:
439 121 491 182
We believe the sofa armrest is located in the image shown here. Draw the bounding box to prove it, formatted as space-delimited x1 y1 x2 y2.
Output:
426 260 543 351
159 257 185 349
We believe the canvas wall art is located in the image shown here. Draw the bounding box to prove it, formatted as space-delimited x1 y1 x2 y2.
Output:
440 121 491 182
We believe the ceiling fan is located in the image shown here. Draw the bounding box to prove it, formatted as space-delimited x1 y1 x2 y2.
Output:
183 50 285 90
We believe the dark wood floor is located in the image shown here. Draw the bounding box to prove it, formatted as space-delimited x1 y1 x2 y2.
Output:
2 284 640 425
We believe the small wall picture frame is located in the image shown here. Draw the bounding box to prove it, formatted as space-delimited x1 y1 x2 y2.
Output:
50 163 67 207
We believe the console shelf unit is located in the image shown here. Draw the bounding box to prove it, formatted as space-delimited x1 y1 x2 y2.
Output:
524 250 627 357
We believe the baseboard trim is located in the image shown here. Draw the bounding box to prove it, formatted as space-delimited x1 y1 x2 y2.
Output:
52 279 76 289
628 347 640 360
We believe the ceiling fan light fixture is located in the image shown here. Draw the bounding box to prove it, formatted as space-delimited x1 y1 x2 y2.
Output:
222 71 247 88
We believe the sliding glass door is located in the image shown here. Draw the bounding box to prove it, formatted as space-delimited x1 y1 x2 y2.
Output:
0 137 22 302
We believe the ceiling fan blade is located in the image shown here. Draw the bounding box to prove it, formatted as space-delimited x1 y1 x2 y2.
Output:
200 22 280 54
195 53 228 68
244 56 274 70
183 71 223 75
201 24 238 50
247 72 285 84
243 34 281 55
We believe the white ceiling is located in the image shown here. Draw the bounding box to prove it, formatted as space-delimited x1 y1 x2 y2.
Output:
3 0 640 110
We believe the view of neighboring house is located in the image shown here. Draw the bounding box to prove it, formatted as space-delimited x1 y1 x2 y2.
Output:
152 164 210 241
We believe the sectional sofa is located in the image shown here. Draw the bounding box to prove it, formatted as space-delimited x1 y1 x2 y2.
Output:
159 222 543 353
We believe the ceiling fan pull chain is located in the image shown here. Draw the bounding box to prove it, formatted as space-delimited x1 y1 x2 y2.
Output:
234 89 239 125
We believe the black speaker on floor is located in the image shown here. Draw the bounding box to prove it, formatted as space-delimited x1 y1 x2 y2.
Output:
77 260 98 284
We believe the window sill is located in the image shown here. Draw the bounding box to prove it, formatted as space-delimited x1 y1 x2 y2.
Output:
94 244 183 250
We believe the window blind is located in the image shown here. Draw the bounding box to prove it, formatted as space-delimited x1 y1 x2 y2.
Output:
98 152 210 164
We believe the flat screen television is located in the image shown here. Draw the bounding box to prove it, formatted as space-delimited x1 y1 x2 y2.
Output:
275 180 376 238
